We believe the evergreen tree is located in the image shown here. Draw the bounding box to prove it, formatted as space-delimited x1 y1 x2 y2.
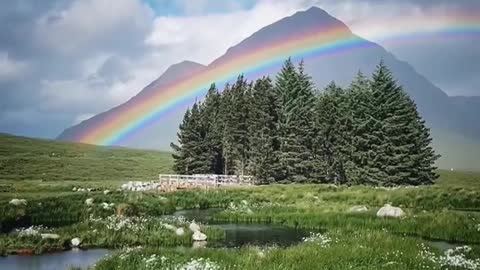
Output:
345 71 381 185
315 82 348 184
171 58 439 186
170 108 191 174
200 84 224 174
370 61 439 185
404 99 440 185
170 102 210 174
247 77 281 183
276 59 316 183
221 76 251 175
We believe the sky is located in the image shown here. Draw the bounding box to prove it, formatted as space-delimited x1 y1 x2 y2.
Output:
0 0 478 139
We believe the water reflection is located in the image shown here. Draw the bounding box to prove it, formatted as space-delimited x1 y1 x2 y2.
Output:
0 249 110 270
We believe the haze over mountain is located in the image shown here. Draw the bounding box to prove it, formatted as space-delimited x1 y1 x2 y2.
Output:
58 7 480 170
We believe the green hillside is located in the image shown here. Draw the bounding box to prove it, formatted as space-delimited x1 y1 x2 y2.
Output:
0 133 173 182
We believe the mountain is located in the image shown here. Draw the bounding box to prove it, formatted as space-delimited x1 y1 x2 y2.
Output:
58 7 480 170
58 60 207 149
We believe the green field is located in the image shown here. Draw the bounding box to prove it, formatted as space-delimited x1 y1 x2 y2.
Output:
0 133 173 182
1 133 480 270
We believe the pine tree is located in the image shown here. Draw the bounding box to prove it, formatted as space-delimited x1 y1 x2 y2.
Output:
345 71 381 185
172 58 439 187
221 76 251 175
370 61 439 185
404 100 440 185
170 108 191 174
247 77 281 183
276 59 316 183
315 82 349 184
170 102 210 174
200 84 224 174
275 59 298 182
293 61 317 182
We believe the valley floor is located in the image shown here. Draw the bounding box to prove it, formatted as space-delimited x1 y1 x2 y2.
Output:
0 170 480 270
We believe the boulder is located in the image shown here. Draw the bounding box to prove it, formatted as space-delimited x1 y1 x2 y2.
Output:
85 198 94 206
376 204 405 218
71 237 82 247
41 233 60 240
9 199 27 206
192 240 207 249
192 231 207 241
349 205 368 213
175 228 185 236
189 222 200 232
103 190 111 195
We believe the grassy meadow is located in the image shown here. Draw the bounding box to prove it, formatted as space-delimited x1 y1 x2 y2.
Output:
0 133 480 269
0 133 173 182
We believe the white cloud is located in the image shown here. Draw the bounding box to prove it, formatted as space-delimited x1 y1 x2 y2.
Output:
1 0 477 139
0 52 27 81
34 0 154 55
146 0 311 64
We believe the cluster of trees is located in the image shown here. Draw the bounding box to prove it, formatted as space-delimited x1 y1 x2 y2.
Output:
171 59 439 186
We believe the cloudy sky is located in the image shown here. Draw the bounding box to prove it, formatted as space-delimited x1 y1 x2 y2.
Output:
0 0 478 139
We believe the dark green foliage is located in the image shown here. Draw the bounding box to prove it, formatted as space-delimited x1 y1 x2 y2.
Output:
171 60 438 186
171 102 209 174
247 77 281 183
199 84 224 174
221 76 251 175
368 62 439 185
276 60 316 183
315 82 349 184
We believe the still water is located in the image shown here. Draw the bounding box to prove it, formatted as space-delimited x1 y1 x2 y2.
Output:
0 249 110 270
0 208 308 270
172 208 310 247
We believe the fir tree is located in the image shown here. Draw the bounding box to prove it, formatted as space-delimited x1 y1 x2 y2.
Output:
345 71 381 185
315 82 348 184
221 76 251 175
171 102 210 174
247 77 281 183
170 108 191 174
171 58 439 187
370 61 439 185
200 84 224 174
276 59 316 183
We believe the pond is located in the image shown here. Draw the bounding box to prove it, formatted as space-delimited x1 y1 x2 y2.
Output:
0 208 309 269
0 249 110 270
426 240 463 252
171 208 310 247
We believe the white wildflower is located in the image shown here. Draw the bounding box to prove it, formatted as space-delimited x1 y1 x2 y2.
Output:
302 232 332 247
9 198 27 206
177 258 222 270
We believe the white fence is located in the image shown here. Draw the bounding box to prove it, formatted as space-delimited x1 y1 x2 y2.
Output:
158 174 255 187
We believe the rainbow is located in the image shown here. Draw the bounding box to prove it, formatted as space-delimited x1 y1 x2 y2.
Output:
75 11 480 146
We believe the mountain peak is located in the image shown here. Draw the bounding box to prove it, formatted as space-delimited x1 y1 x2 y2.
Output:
164 61 205 75
301 6 330 15
210 6 351 66
155 60 206 84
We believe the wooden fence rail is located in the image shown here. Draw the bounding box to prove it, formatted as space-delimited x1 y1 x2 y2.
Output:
158 174 255 187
